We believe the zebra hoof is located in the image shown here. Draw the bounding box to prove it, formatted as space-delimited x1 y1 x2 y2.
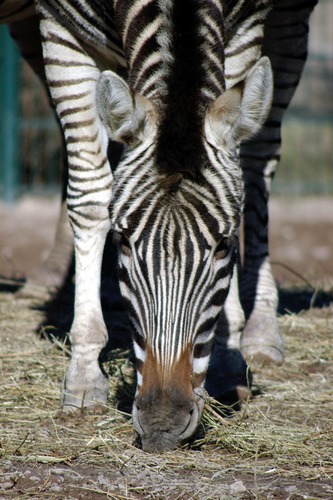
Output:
62 402 108 415
62 389 108 413
62 357 109 412
236 385 252 401
205 345 252 404
241 314 284 365
241 345 284 365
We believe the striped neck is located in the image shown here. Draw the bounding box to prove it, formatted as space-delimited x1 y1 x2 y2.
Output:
114 0 226 178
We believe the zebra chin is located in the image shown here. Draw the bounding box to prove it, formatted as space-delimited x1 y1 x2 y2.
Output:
132 386 206 453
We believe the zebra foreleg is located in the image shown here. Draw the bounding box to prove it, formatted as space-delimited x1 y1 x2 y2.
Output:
38 10 113 409
239 0 316 365
62 231 110 410
63 193 111 409
240 161 283 365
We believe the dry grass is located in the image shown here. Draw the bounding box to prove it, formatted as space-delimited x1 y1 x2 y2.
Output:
0 289 332 499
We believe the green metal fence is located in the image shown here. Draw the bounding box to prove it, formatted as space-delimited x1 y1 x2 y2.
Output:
272 0 333 195
0 25 20 202
0 2 332 200
0 25 62 202
18 55 62 194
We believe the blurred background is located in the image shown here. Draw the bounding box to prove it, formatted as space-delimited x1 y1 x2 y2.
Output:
0 1 332 289
0 1 332 200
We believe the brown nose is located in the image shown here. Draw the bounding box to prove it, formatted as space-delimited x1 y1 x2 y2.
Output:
133 387 197 452
132 346 200 451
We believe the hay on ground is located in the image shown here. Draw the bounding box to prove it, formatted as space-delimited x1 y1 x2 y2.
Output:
0 290 332 499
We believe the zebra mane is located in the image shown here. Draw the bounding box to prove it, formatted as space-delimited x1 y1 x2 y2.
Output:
156 0 225 178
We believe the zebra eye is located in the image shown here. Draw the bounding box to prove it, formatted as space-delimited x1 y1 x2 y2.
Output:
115 232 132 256
215 238 230 259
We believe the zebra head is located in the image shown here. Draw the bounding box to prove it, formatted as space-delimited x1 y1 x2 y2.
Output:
97 57 273 451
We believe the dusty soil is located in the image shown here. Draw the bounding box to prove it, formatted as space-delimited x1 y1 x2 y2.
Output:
0 195 332 499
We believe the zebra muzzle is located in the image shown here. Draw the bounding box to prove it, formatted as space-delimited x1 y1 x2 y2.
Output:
132 389 201 452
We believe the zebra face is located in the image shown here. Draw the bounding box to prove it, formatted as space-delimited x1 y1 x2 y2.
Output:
97 57 273 451
109 146 243 453
115 201 237 451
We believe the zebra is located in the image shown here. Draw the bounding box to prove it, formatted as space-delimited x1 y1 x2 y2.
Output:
1 0 317 452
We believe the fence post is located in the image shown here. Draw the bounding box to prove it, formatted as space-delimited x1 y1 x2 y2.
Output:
0 25 20 202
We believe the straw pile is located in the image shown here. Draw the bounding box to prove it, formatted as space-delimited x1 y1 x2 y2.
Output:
0 288 332 499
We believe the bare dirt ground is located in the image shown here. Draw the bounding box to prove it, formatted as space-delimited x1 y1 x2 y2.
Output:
0 195 332 499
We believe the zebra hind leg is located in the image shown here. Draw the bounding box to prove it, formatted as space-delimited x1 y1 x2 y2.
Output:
240 167 283 365
240 247 284 365
8 15 74 298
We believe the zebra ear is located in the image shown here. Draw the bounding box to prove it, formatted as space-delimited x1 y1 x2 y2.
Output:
205 57 273 147
235 56 273 141
97 71 152 144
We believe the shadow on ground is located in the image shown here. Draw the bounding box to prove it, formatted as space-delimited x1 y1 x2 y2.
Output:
278 286 333 314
